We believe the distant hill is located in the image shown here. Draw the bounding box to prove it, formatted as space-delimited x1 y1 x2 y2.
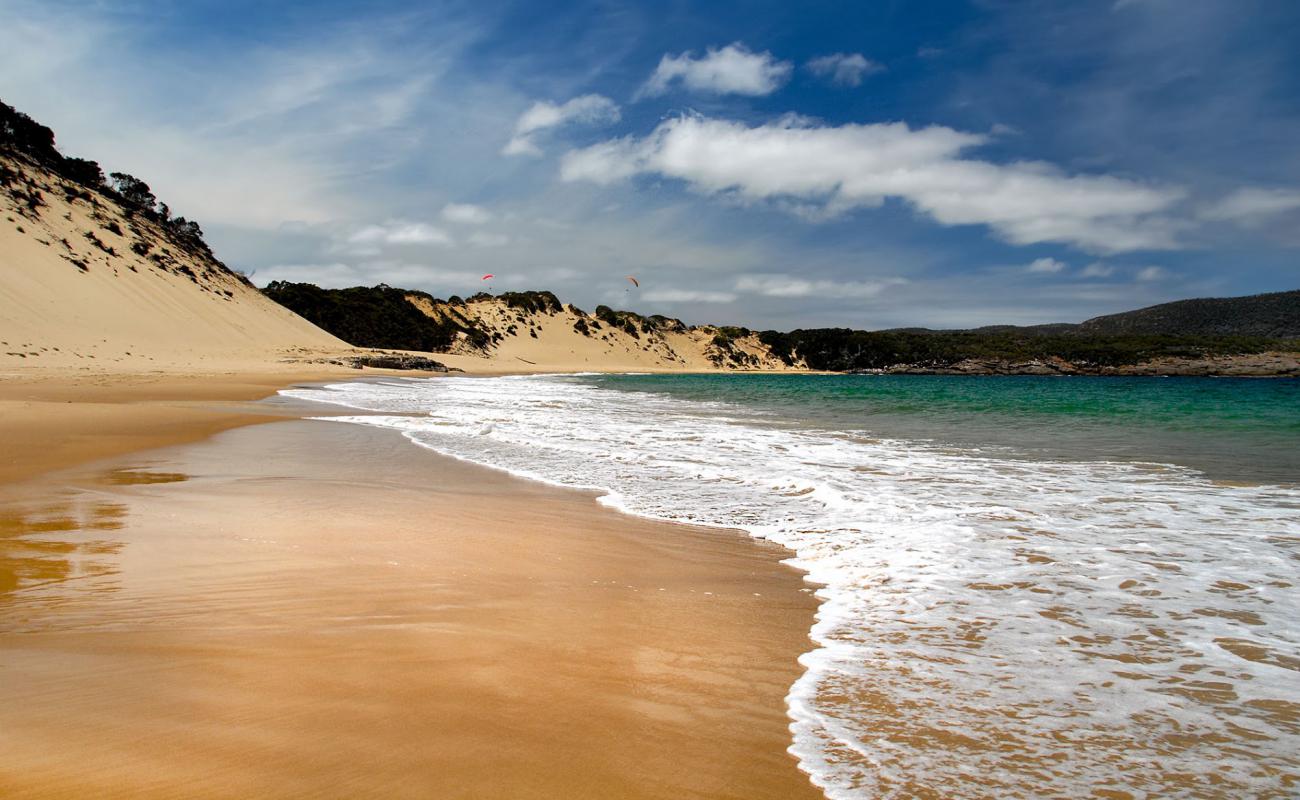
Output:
760 291 1299 374
1077 290 1300 338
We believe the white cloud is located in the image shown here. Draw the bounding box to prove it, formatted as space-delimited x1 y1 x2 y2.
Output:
806 53 882 87
636 43 792 98
642 288 737 303
735 274 903 299
1080 262 1116 278
441 202 492 224
1026 257 1067 273
502 94 620 157
1200 187 1300 226
1135 265 1168 281
561 114 1185 253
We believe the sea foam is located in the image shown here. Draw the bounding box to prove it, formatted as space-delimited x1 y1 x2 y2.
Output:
282 375 1300 799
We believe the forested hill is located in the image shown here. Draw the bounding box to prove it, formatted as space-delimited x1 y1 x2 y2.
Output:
1077 290 1300 338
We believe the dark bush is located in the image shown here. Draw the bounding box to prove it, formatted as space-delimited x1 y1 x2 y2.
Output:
263 282 495 353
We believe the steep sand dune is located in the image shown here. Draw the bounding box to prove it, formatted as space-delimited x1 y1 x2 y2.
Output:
0 154 346 371
407 294 799 373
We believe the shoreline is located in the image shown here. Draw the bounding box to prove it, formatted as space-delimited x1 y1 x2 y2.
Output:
0 372 823 798
0 363 806 487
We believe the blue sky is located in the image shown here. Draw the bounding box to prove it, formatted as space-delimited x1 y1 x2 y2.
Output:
2 0 1297 328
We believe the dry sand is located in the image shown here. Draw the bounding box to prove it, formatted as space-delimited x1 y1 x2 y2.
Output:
0 415 821 799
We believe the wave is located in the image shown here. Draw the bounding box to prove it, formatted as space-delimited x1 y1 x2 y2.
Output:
281 375 1300 798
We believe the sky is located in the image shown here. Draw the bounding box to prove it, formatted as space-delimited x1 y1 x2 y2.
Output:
1 0 1298 329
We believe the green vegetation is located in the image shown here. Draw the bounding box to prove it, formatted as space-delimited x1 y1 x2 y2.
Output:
706 325 760 367
498 290 562 315
594 305 644 338
1 99 217 260
592 306 688 338
262 282 495 352
758 329 1300 372
1078 290 1300 339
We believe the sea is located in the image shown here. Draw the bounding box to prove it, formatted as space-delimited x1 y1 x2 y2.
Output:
281 374 1300 799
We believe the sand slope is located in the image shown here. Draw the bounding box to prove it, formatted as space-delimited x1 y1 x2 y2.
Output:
408 294 800 373
0 154 347 372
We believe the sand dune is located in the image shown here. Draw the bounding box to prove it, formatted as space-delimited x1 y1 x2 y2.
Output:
408 293 798 373
0 153 348 373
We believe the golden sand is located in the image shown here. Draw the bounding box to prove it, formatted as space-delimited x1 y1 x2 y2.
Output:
0 416 821 799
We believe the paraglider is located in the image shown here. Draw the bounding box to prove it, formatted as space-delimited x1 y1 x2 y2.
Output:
482 273 494 293
625 275 639 288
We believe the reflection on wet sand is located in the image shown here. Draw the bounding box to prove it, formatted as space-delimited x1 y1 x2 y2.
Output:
0 427 818 800
98 468 190 486
0 483 143 595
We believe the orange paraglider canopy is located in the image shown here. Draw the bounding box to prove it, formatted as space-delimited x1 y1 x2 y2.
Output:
625 275 640 288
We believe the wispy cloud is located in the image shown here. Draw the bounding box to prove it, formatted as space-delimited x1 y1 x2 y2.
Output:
0 1 480 229
1136 265 1169 281
1200 187 1300 226
562 114 1185 253
636 43 791 99
806 53 883 87
1025 257 1067 273
340 221 453 255
1080 262 1116 278
502 94 620 156
441 202 493 224
642 288 737 303
735 274 904 299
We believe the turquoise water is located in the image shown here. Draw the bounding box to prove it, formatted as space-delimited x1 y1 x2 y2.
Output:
586 374 1300 485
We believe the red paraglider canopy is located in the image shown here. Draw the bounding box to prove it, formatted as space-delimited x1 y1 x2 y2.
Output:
481 274 494 281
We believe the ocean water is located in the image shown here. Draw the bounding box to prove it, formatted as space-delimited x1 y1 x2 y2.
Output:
281 374 1300 799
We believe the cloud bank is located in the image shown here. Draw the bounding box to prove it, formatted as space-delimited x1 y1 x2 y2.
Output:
561 115 1185 253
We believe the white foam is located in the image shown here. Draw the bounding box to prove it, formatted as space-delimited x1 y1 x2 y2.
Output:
282 376 1300 798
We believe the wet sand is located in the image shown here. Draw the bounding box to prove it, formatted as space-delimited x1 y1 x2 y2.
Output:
0 370 359 486
0 416 821 798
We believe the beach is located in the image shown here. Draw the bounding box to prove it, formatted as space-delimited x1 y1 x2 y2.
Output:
0 377 821 799
291 373 1299 798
